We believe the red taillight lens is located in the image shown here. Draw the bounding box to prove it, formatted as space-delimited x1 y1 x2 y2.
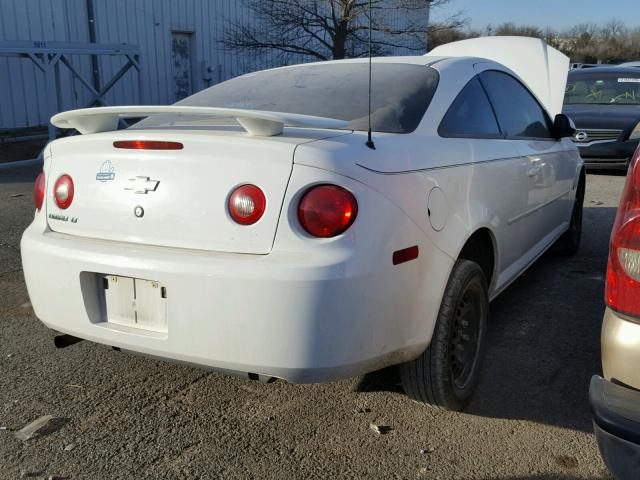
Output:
228 184 266 225
298 185 358 238
113 140 183 150
53 174 74 210
34 172 45 210
606 145 640 317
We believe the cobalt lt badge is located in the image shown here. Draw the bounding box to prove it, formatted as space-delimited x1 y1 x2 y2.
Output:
134 206 144 218
96 160 116 182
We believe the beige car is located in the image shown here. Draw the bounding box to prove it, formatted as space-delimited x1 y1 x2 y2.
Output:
590 144 640 479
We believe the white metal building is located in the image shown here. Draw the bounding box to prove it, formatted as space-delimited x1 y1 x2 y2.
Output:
0 0 429 132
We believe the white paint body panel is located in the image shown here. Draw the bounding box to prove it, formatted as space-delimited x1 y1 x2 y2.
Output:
44 129 350 255
21 54 582 382
23 163 446 382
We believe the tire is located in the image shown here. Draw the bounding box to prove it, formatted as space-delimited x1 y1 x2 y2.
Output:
400 259 488 411
554 170 585 256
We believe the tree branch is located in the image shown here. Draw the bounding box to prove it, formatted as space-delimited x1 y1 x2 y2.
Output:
223 0 458 61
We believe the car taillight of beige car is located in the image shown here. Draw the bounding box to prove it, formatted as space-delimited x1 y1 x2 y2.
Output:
590 144 640 479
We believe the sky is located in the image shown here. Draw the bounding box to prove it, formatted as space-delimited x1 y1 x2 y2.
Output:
434 0 640 31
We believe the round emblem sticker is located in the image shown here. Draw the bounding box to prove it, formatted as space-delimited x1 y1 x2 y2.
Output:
575 132 588 142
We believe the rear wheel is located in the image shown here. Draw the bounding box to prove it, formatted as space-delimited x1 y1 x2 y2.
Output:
554 170 585 256
400 260 488 411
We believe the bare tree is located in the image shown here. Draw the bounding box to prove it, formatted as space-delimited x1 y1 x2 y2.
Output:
493 22 543 38
561 21 640 63
223 0 465 62
428 25 479 50
417 17 640 64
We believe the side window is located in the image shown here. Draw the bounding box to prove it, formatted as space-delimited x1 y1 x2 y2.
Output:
480 70 553 139
438 77 501 138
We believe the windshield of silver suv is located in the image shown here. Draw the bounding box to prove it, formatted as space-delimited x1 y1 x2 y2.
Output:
565 71 640 105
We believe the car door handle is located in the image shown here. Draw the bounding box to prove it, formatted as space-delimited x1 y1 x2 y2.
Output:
527 166 542 177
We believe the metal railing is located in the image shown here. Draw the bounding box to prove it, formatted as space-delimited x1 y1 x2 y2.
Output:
0 40 141 139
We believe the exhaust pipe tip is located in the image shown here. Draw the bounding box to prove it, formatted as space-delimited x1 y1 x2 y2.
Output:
54 334 83 349
248 372 276 384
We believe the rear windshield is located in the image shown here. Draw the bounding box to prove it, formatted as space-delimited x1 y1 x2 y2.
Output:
138 63 439 134
565 71 640 105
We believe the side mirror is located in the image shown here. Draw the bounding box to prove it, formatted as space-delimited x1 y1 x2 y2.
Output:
552 114 576 140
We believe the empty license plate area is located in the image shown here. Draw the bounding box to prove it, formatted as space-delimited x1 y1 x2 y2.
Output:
102 275 168 333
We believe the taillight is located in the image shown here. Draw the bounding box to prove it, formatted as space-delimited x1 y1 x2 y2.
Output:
228 184 266 225
298 185 358 238
53 174 74 210
606 145 640 317
34 172 45 210
113 140 183 150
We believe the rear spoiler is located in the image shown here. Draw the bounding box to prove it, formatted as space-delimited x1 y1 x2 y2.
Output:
51 106 350 137
427 37 570 118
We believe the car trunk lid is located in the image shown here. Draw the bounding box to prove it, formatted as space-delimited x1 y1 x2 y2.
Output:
46 128 346 254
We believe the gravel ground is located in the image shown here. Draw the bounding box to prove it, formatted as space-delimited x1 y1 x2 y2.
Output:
0 163 626 479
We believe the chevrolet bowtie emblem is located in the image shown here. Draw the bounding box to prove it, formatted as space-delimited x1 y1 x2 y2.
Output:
125 176 160 194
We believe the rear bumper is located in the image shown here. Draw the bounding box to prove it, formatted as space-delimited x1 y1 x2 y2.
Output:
602 308 640 390
21 221 447 383
590 376 640 480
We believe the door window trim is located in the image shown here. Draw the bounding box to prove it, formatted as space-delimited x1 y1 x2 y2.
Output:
478 69 556 142
438 76 503 140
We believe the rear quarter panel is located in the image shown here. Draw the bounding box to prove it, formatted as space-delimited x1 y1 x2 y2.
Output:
273 164 455 360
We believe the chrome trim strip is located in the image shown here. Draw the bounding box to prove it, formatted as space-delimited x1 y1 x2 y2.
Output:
576 139 619 147
577 128 622 133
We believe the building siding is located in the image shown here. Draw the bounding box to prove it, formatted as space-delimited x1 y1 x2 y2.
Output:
0 0 427 130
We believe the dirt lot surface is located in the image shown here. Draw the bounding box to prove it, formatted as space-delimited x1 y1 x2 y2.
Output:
0 163 626 479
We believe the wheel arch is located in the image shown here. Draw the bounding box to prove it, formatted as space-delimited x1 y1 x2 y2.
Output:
456 227 497 291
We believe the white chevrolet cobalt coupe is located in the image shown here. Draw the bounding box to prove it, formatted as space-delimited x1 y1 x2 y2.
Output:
22 37 583 411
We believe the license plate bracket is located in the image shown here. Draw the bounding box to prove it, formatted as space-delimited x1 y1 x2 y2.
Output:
103 275 168 333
